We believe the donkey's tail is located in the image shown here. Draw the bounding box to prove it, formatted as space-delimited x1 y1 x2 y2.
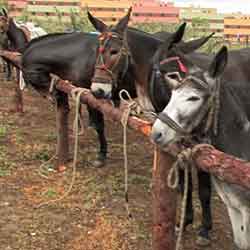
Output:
0 50 22 69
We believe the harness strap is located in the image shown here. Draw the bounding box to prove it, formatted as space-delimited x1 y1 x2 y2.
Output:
156 112 189 135
94 31 130 85
153 77 221 140
160 56 188 73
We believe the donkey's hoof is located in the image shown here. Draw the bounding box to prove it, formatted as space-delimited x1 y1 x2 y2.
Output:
92 159 106 168
196 235 211 246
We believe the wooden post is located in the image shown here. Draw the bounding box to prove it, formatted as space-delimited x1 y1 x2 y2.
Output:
56 92 69 167
192 144 250 190
153 148 177 250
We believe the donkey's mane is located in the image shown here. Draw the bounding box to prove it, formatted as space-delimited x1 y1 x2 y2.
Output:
24 32 73 50
128 26 163 43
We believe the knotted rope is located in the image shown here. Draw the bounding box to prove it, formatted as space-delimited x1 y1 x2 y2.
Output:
38 75 68 178
119 89 142 218
37 87 87 208
167 147 193 250
167 143 214 250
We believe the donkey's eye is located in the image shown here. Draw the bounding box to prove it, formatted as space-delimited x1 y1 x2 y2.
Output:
110 49 119 55
168 74 179 80
187 96 200 102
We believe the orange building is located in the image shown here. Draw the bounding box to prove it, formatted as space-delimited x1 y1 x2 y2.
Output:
132 0 179 24
81 0 132 24
224 15 250 43
8 0 27 17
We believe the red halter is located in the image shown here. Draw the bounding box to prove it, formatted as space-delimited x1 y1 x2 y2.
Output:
160 56 188 74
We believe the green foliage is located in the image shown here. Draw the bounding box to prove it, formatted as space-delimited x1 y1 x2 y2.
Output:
133 22 179 34
0 0 7 9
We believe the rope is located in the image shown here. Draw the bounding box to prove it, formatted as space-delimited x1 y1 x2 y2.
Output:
119 89 142 218
167 148 193 250
38 75 64 179
71 88 85 136
36 88 86 208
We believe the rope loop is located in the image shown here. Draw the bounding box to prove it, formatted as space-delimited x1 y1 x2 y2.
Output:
167 147 193 250
36 87 86 208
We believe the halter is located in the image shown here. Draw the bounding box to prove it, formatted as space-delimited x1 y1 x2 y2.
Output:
148 56 188 113
160 56 188 74
153 75 221 140
93 31 130 87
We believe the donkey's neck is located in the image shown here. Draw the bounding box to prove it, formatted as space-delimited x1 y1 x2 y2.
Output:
7 18 27 52
212 82 250 161
127 29 161 84
126 30 161 111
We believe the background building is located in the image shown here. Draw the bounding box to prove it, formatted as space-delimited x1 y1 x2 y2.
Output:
8 0 27 17
132 0 179 24
180 6 224 37
224 15 250 43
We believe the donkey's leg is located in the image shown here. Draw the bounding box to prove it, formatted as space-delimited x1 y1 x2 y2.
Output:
179 169 194 228
55 90 70 167
87 105 107 167
6 62 12 81
196 171 212 245
213 177 250 250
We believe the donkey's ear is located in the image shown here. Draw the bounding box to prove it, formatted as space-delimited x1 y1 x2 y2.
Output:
172 22 186 45
208 46 228 78
114 7 132 34
87 10 107 32
179 32 214 54
2 8 8 17
162 22 186 50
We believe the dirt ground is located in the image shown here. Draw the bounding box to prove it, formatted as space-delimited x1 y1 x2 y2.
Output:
0 73 235 250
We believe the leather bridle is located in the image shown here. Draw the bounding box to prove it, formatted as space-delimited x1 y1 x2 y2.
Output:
93 31 130 87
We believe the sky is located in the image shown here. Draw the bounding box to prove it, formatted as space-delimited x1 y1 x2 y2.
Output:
171 0 250 14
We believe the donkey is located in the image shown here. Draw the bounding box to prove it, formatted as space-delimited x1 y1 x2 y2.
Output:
0 8 47 111
151 45 250 250
0 8 29 53
19 26 171 166
149 24 250 244
0 31 11 80
87 8 215 245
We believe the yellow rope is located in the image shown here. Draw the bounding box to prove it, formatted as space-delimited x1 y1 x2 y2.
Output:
36 88 86 208
167 148 193 250
119 89 142 218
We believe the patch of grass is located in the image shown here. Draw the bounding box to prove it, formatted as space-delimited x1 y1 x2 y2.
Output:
42 188 58 198
130 174 150 186
34 150 51 161
0 126 7 138
46 132 57 142
0 146 15 176
0 168 10 177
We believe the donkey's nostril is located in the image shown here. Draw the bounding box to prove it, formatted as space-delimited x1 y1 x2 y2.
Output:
92 88 105 99
152 131 163 143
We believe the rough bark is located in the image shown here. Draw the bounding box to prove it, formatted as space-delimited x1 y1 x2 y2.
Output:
192 144 250 190
152 148 177 250
55 79 152 136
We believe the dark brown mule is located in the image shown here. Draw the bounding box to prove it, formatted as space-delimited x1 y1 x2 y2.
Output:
88 8 215 246
0 8 30 112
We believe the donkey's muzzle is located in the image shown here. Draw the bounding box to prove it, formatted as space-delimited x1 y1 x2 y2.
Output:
91 82 112 99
